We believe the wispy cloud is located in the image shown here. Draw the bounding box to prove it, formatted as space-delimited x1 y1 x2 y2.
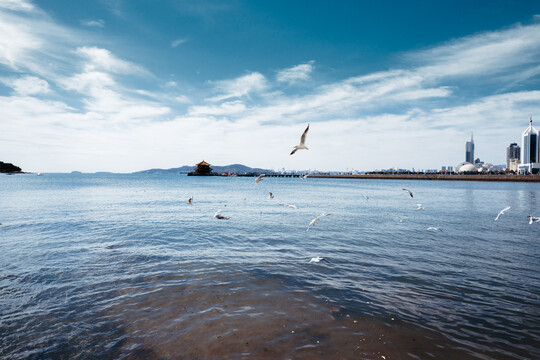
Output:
171 38 187 48
81 19 105 28
276 60 314 84
0 75 50 95
207 72 267 102
0 0 35 12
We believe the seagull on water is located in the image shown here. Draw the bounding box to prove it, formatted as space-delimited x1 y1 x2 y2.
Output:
416 203 424 210
213 209 230 220
402 188 414 198
268 192 274 199
307 212 332 231
494 206 511 221
187 196 193 205
528 216 540 224
290 124 310 155
255 174 265 184
426 227 442 231
309 256 330 263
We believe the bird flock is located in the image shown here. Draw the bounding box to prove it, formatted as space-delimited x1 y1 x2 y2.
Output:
185 124 539 263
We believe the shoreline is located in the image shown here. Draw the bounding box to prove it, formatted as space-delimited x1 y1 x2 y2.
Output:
307 173 540 182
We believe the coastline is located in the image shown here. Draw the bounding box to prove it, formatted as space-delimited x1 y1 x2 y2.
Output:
307 173 540 182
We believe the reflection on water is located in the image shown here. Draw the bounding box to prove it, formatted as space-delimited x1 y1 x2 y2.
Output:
0 174 539 359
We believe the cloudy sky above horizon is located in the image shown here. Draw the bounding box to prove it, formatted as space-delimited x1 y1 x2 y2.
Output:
1 0 540 172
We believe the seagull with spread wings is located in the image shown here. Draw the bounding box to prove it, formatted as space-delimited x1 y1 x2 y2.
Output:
494 206 511 221
290 124 310 155
402 188 414 198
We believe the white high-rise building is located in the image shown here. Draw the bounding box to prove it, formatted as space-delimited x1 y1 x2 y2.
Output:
518 117 540 174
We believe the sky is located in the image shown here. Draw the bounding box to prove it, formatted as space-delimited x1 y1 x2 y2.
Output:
1 0 540 173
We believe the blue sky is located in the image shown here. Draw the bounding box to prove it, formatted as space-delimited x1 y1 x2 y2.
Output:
1 0 540 172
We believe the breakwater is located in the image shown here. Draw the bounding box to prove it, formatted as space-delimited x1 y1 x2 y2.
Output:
308 173 540 182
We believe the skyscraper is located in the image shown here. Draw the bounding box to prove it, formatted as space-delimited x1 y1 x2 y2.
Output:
465 133 474 163
506 143 520 169
518 117 540 174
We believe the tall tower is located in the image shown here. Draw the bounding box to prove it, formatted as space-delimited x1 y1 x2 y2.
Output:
518 117 540 174
506 143 520 169
465 133 474 163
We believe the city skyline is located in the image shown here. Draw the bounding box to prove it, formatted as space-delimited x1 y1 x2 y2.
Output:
1 1 540 173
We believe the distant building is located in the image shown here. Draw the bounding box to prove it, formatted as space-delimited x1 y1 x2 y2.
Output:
518 117 540 174
506 143 520 170
189 160 213 176
465 133 475 163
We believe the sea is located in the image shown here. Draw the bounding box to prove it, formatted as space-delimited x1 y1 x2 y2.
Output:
1 173 539 360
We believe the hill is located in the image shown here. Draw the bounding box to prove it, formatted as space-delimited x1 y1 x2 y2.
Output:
134 164 272 174
0 161 22 173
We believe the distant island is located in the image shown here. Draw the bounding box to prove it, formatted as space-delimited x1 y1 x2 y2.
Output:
0 161 23 174
134 163 272 175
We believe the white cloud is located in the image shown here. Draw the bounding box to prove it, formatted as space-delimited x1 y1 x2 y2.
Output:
75 46 145 74
207 72 267 102
276 60 314 84
171 38 187 48
0 0 34 12
1 75 50 95
81 19 105 28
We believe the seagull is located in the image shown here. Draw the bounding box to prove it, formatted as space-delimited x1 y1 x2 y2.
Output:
290 124 310 155
309 256 330 263
213 209 230 220
494 206 511 221
528 216 540 224
255 174 265 184
187 196 193 205
278 203 298 209
301 173 310 181
360 193 369 201
307 212 332 231
426 227 442 231
402 188 414 198
416 203 424 210
268 192 274 199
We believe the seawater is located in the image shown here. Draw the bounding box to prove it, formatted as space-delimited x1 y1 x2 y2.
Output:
1 173 539 359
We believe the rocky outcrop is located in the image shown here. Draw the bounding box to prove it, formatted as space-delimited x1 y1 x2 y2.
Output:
0 161 22 173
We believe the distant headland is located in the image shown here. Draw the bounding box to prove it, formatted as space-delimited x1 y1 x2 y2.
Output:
0 161 23 174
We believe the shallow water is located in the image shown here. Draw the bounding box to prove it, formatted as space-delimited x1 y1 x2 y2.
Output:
1 173 539 359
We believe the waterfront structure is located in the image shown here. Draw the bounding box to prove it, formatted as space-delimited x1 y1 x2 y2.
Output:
190 160 213 176
455 161 477 172
506 143 521 170
465 134 475 163
518 118 540 174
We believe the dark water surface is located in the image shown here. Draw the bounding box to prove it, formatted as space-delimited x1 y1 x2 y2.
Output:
1 173 539 359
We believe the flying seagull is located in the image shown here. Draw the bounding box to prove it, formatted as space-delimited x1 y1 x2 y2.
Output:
187 196 193 205
255 174 265 184
213 209 230 220
494 206 511 221
307 212 332 231
290 124 310 155
309 256 330 263
528 215 540 224
268 192 274 199
279 203 298 209
360 193 369 201
416 203 424 210
301 173 310 181
402 188 414 198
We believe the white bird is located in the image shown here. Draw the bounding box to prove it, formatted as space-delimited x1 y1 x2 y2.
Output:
528 216 540 224
360 193 369 201
255 174 265 184
301 173 310 181
309 256 330 263
416 203 424 210
494 206 511 221
279 203 298 209
187 196 193 205
402 188 414 198
307 212 331 231
213 209 230 220
290 124 310 155
426 227 442 231
268 192 274 199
